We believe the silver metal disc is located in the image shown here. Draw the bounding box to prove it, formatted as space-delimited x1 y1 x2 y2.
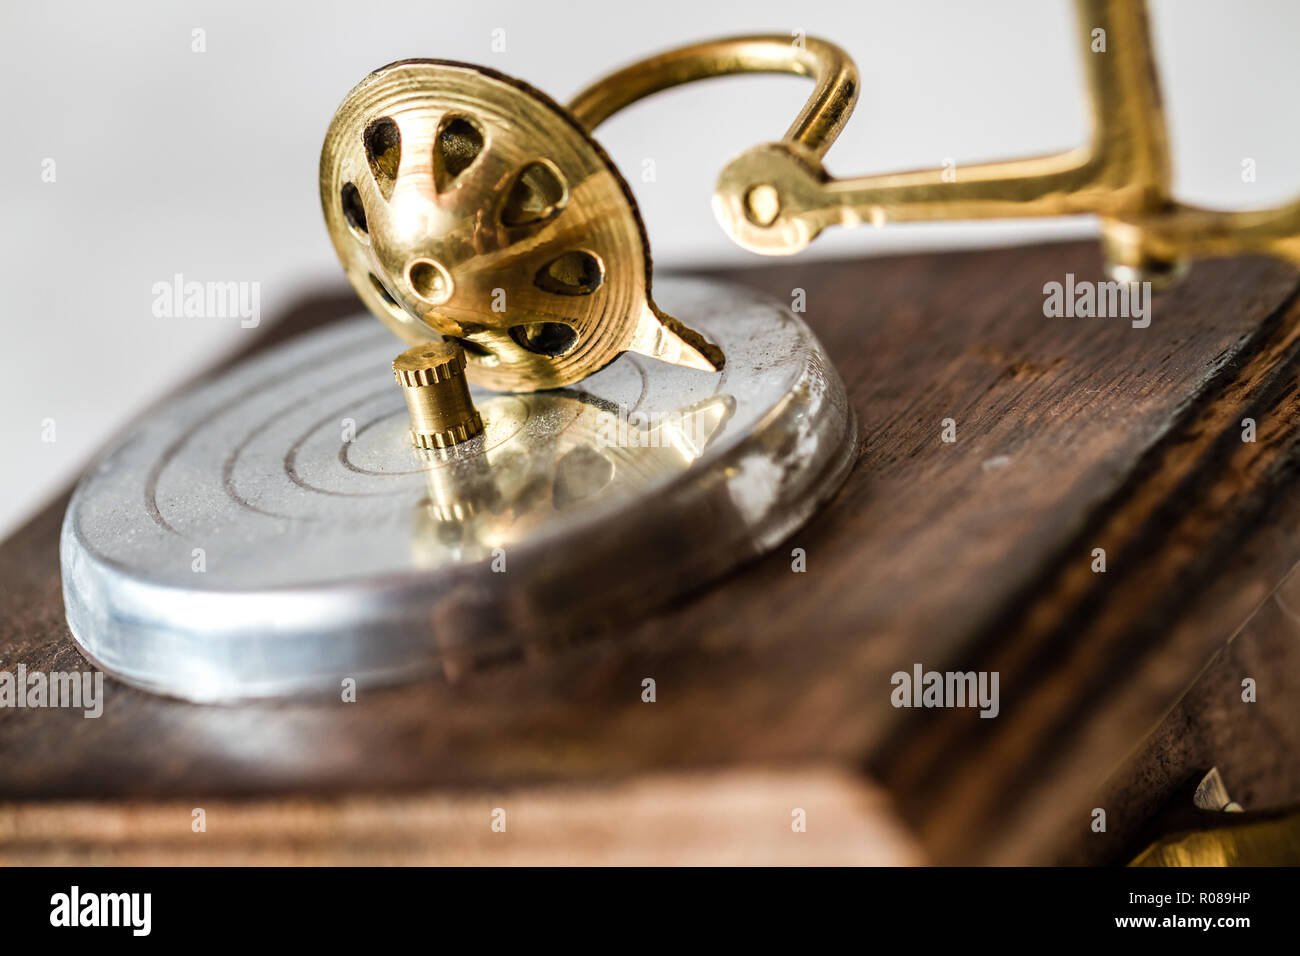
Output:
61 278 856 701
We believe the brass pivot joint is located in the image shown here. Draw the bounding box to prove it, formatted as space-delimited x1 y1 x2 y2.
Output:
393 341 484 449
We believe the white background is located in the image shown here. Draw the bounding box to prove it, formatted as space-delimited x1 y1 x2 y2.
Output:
2 0 1297 537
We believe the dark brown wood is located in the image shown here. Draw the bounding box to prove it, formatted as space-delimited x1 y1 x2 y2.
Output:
3 240 1300 864
1065 543 1300 865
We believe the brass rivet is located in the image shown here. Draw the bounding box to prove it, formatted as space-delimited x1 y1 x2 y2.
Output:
744 184 781 227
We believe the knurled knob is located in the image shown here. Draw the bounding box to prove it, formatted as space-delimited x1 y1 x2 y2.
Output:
392 341 484 449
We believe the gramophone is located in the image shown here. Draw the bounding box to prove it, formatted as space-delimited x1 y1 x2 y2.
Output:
59 0 1300 707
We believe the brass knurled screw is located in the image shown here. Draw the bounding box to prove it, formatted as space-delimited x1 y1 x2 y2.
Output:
392 341 484 449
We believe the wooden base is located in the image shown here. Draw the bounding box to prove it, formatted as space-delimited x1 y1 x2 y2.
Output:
3 241 1299 864
0 769 920 866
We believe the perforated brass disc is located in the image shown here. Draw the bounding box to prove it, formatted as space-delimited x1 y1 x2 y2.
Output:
320 59 700 391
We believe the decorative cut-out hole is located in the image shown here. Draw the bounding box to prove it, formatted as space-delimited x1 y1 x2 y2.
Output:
368 273 407 318
341 182 368 236
407 258 453 304
510 322 578 357
364 117 401 200
434 116 484 192
501 160 567 227
534 250 604 296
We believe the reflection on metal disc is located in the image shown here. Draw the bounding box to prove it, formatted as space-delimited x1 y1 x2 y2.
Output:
61 278 856 700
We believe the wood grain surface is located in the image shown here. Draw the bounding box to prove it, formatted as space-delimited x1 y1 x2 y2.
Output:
0 768 922 865
3 240 1299 864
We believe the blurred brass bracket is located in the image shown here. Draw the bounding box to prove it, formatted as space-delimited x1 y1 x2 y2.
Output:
573 0 1300 283
1129 768 1300 866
